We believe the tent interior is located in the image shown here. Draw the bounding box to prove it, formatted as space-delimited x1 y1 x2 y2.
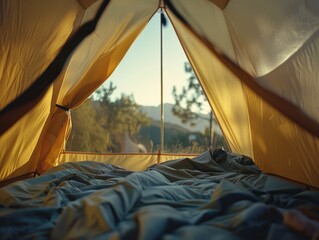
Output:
0 0 319 239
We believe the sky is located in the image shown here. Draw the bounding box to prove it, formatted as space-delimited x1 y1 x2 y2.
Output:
97 11 210 114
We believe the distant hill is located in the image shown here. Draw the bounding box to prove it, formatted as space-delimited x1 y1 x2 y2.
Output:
140 103 212 133
148 117 190 133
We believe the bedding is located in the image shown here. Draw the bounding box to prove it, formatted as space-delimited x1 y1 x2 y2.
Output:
0 148 318 239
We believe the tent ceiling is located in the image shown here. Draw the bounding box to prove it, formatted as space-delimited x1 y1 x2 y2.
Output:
208 0 229 9
77 0 99 9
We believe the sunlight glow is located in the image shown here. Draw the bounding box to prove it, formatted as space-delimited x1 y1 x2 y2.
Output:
97 12 211 114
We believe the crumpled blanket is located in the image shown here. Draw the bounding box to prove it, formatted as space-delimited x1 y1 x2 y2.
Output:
0 148 318 239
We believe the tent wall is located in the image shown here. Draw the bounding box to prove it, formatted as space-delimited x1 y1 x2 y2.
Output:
225 0 319 121
166 0 319 187
0 0 84 180
0 0 159 180
36 0 159 174
168 0 319 120
166 7 253 158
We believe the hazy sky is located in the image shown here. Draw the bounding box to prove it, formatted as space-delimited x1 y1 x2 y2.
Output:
99 11 210 113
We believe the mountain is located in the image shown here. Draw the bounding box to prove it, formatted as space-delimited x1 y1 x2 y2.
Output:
137 103 226 152
140 103 217 133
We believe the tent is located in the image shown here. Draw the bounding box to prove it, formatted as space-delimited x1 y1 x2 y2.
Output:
0 0 318 189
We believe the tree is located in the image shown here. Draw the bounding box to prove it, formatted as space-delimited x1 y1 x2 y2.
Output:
68 82 151 152
172 62 227 149
66 99 109 152
95 83 150 135
172 62 208 126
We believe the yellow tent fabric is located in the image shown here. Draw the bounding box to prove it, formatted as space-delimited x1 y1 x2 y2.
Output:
0 0 318 188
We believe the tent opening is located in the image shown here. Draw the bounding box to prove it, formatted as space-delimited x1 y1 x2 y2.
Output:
65 10 227 155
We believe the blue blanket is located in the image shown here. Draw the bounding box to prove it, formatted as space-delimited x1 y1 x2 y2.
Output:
0 149 318 239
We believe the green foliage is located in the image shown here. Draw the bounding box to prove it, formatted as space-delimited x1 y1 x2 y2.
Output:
172 62 207 126
168 141 207 154
172 62 228 150
96 84 151 137
66 82 151 152
66 99 109 152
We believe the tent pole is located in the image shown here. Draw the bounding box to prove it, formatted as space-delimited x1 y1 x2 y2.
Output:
160 8 164 153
